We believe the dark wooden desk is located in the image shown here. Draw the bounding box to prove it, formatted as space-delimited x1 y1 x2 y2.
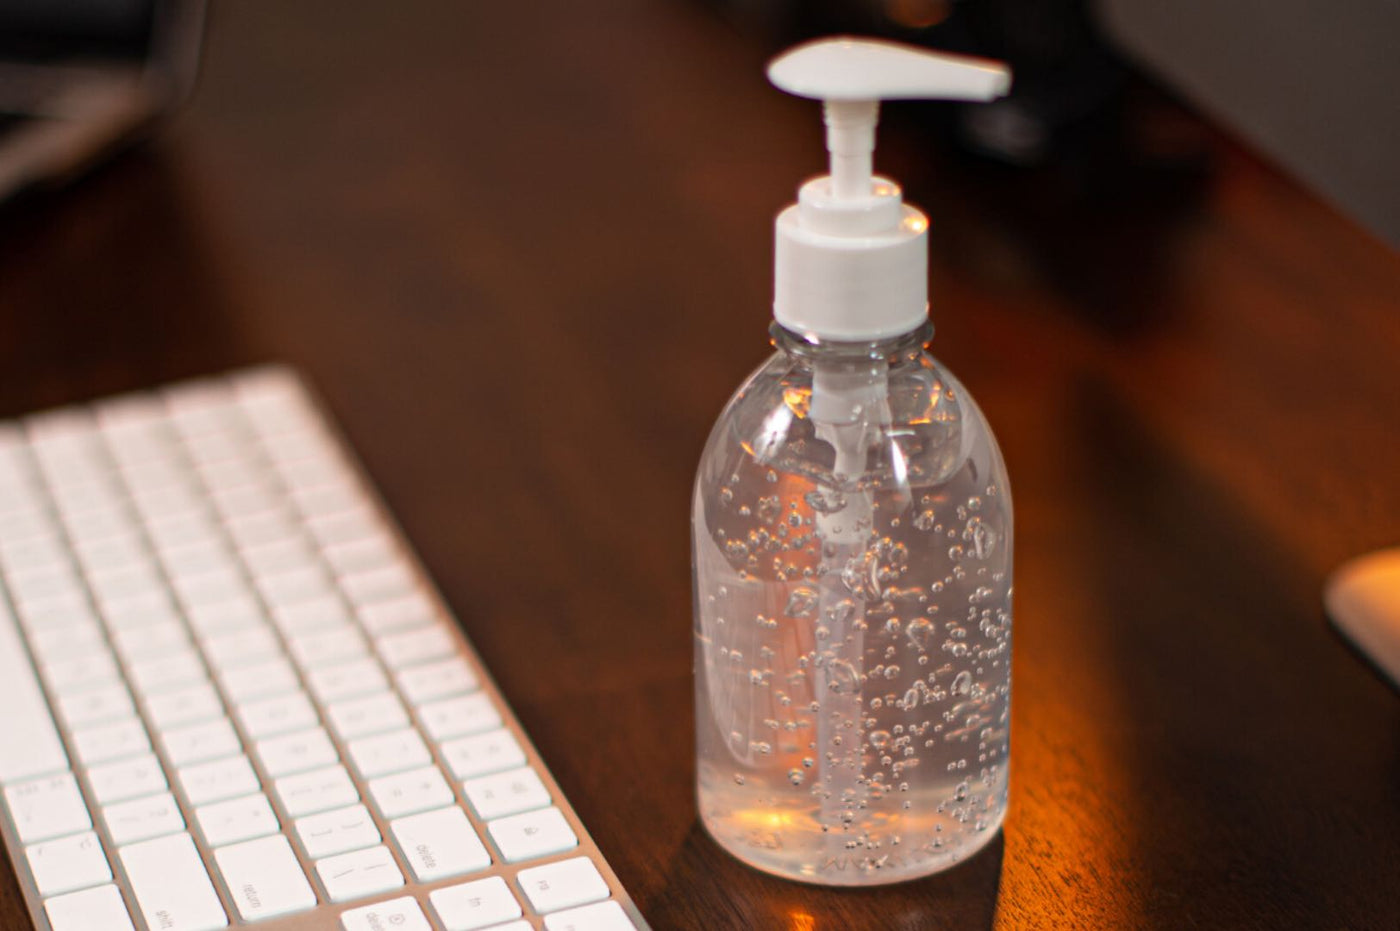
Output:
2 1 1397 928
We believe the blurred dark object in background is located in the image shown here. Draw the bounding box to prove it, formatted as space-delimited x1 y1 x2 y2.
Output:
1099 0 1399 247
0 0 203 200
709 0 1398 247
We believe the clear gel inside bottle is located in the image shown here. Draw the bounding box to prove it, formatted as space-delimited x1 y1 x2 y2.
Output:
692 323 1012 885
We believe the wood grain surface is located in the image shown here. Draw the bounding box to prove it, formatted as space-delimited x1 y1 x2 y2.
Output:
1 2 1397 929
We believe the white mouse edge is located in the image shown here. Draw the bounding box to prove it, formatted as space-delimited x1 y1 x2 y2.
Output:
1324 546 1400 689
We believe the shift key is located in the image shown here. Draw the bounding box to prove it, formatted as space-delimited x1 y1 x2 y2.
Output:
119 832 228 930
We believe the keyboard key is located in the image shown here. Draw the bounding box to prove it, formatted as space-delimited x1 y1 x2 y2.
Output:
128 648 208 695
27 619 107 663
101 592 181 633
8 566 84 608
58 683 135 728
173 566 246 607
77 538 150 579
199 467 266 505
103 791 185 845
225 510 297 552
487 806 578 863
41 651 121 693
88 753 167 804
236 691 319 738
256 726 339 777
139 501 210 539
0 599 70 782
291 482 363 520
66 507 135 544
347 728 431 779
240 534 317 574
308 657 388 703
1 541 71 581
543 901 637 931
219 656 300 701
463 767 551 820
4 772 91 842
376 624 455 670
12 588 88 624
417 692 501 741
72 717 151 765
43 884 136 931
357 591 434 635
160 540 239 585
289 624 368 669
163 718 241 766
341 563 415 605
215 835 317 922
275 764 359 817
305 506 383 549
119 832 228 931
185 595 264 637
322 535 397 576
258 427 334 465
369 765 454 819
296 803 381 858
257 564 334 607
178 754 261 806
315 844 404 903
396 657 478 704
196 792 279 847
25 830 112 895
340 896 432 931
87 563 162 606
517 857 610 914
328 691 409 740
111 620 189 662
429 876 523 931
390 806 491 882
146 682 225 729
278 455 352 494
0 505 49 542
441 729 527 781
270 594 351 636
202 625 280 669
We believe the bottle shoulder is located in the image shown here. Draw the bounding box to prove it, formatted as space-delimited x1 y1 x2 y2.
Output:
712 347 998 437
697 345 1010 507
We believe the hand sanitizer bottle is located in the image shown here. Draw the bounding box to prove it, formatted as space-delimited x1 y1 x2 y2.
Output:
692 38 1014 886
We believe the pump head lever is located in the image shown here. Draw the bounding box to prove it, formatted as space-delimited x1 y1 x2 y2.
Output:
767 37 1010 103
768 38 1011 201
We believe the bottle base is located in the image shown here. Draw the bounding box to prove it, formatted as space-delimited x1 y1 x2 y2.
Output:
698 806 1005 887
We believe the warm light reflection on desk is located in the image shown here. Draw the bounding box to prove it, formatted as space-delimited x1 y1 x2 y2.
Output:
788 910 816 931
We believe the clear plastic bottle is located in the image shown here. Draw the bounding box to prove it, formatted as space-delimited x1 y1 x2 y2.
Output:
692 322 1012 885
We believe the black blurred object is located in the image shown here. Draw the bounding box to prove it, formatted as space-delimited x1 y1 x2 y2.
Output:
1097 0 1399 246
0 0 204 201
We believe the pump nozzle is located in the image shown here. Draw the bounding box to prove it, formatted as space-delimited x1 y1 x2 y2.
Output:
768 39 1011 342
770 39 1009 204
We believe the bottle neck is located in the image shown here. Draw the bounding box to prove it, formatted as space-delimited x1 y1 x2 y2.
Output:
769 321 932 370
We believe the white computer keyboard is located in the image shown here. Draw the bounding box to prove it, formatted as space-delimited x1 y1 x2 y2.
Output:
0 368 647 931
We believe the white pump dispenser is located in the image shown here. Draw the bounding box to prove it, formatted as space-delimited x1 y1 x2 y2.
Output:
768 39 1011 341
